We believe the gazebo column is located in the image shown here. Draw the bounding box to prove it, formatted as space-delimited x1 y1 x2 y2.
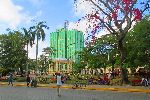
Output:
67 62 70 73
67 61 72 73
55 61 58 72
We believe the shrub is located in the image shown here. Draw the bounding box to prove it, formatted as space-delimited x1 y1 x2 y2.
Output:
15 77 26 82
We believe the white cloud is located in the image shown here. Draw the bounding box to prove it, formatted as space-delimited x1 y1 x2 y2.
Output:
0 0 23 28
68 19 91 34
36 10 42 17
0 0 43 29
68 18 109 40
0 0 34 29
0 0 45 59
28 0 44 6
28 40 49 59
74 0 106 17
74 0 94 17
24 10 43 24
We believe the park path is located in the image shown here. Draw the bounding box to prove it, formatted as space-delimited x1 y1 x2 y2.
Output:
0 86 150 100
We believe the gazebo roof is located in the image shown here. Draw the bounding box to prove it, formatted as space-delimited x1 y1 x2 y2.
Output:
52 58 72 63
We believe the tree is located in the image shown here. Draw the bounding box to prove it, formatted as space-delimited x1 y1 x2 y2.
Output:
93 34 118 71
38 47 53 74
22 28 34 72
125 15 150 70
77 37 111 72
27 59 36 70
73 61 86 73
0 31 27 75
43 47 54 58
74 0 150 83
30 22 49 70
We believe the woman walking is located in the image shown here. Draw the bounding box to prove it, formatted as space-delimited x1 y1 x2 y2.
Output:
56 73 63 97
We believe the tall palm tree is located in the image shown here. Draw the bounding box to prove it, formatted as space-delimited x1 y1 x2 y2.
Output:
22 28 34 73
30 22 49 71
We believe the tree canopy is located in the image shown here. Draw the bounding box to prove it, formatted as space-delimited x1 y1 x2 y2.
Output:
0 31 27 74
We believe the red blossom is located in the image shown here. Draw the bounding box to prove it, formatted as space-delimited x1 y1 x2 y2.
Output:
133 9 142 21
88 13 100 20
112 11 117 19
122 0 132 4
122 0 133 13
111 5 119 19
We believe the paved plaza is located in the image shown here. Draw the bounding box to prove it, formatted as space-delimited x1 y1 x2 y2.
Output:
0 86 150 100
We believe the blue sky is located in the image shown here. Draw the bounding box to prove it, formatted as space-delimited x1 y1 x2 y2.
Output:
0 0 96 59
0 0 78 33
0 0 81 59
0 0 149 59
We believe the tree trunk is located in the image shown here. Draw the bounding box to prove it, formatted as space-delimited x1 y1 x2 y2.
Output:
112 63 115 79
118 39 129 84
36 36 38 72
20 66 24 77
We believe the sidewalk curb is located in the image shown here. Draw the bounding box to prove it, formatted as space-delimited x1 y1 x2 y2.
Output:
0 82 150 93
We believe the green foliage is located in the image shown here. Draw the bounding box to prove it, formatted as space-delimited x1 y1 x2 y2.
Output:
76 34 118 70
73 61 86 73
0 31 27 73
125 15 150 68
28 59 37 70
15 77 26 82
30 21 49 42
22 27 34 47
0 67 6 73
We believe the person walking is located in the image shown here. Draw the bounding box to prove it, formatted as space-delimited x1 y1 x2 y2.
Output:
26 74 30 87
8 72 13 86
56 73 63 97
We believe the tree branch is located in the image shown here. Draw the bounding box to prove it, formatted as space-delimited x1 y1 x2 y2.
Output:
97 0 114 12
98 18 117 34
123 0 137 33
98 0 122 32
89 0 112 18
89 0 117 34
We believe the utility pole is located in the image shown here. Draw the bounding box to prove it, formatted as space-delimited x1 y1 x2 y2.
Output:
26 46 29 74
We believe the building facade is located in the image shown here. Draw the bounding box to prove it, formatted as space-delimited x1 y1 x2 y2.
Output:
49 29 84 73
50 29 84 62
